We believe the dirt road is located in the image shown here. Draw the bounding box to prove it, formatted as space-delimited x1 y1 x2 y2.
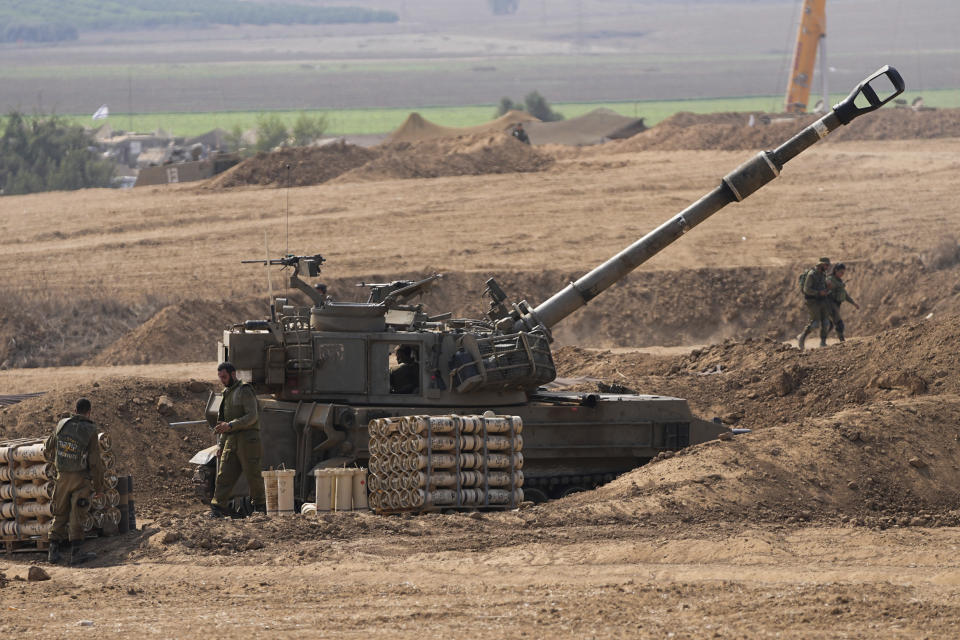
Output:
3 519 960 638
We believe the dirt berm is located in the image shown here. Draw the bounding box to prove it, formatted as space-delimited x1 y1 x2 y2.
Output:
70 258 960 368
4 311 960 533
617 106 960 151
205 133 552 189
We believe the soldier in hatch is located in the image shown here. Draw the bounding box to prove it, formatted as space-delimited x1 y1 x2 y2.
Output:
46 397 106 565
825 262 860 342
511 123 531 145
209 362 266 517
390 345 420 394
796 257 832 351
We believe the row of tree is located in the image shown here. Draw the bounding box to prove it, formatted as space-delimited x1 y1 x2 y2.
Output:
0 1 397 42
226 112 329 155
0 113 114 195
496 91 564 122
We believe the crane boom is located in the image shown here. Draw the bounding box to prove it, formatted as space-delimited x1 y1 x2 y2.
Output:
785 0 827 114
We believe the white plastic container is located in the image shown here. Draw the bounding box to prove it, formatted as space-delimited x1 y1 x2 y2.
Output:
275 469 296 516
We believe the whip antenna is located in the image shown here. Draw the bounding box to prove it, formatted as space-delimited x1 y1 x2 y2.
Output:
265 231 276 321
285 162 291 255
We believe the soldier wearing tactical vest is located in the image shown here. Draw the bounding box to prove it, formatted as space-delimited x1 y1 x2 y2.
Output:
796 257 833 351
209 362 266 518
826 263 860 342
45 397 106 565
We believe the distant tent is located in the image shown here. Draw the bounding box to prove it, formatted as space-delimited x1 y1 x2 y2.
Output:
386 110 538 144
525 108 647 146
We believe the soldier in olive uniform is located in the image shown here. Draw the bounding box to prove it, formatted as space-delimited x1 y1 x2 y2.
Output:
826 262 860 342
796 257 833 351
46 398 106 565
511 123 531 145
209 362 266 517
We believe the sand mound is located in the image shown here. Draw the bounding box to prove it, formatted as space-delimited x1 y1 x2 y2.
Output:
526 108 646 146
0 379 216 515
204 128 551 189
86 297 268 366
4 311 960 528
553 309 960 433
534 395 960 529
76 260 958 369
336 133 554 181
386 110 536 144
618 107 960 151
532 312 960 527
206 142 379 189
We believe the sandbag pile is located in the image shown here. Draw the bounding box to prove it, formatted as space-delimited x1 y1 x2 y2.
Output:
367 413 524 513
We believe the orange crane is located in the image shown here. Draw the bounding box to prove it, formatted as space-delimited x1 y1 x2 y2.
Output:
784 0 828 113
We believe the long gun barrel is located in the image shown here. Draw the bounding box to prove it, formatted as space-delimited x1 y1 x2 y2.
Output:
515 66 904 334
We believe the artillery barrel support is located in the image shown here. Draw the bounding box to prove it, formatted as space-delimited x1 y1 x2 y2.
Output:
517 65 904 334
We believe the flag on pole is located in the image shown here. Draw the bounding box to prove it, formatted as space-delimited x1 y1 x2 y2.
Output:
92 105 109 120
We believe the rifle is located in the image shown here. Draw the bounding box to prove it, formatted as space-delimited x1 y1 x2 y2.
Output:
168 420 211 429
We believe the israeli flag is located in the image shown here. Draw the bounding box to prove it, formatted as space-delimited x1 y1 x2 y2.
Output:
92 105 109 120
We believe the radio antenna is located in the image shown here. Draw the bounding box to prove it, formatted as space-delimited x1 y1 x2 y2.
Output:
264 231 276 321
285 162 291 255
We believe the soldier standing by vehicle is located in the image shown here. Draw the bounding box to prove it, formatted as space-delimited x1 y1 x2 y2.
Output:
796 257 832 351
46 398 105 565
826 262 860 342
209 362 266 517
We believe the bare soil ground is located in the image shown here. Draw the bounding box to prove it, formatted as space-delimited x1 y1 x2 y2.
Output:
3 120 960 636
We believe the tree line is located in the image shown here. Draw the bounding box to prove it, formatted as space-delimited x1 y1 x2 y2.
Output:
0 112 114 195
0 0 397 43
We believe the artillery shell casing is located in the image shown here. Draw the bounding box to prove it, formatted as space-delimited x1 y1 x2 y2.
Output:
127 476 137 531
10 443 46 463
0 462 54 482
118 479 130 534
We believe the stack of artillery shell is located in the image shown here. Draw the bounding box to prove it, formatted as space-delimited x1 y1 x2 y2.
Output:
90 432 123 535
0 439 55 540
0 431 131 545
367 413 524 514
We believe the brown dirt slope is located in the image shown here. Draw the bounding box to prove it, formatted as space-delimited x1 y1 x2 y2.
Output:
554 310 960 432
0 379 215 515
206 142 379 189
385 110 536 144
538 395 960 530
4 311 960 530
526 108 647 146
618 107 960 151
204 131 552 189
336 132 554 181
69 258 960 367
85 296 267 366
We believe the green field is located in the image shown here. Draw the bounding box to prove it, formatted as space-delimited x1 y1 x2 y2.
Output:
61 89 960 138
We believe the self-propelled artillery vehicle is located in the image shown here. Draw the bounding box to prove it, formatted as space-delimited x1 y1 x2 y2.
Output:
192 66 904 507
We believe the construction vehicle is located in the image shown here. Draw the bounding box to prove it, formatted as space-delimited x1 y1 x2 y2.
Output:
785 0 828 113
190 66 904 510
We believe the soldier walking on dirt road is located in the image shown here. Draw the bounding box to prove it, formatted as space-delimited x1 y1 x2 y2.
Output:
209 362 266 518
46 397 106 565
826 263 860 342
796 257 833 351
